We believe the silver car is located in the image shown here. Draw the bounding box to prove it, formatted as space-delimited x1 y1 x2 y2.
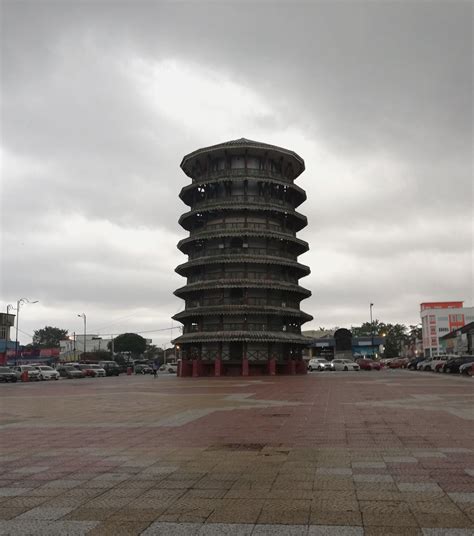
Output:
307 358 334 371
14 365 41 381
332 359 360 371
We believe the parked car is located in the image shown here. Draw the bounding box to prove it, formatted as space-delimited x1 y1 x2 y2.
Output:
135 364 153 374
332 359 360 371
388 357 410 369
407 357 426 370
167 364 177 374
307 358 334 372
459 361 474 376
444 356 474 374
79 364 106 377
459 362 474 376
14 365 41 381
356 358 381 371
0 367 17 383
57 365 85 379
98 361 120 376
426 356 449 372
417 357 434 371
34 366 60 380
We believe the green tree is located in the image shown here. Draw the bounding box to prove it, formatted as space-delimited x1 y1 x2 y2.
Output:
33 326 68 348
108 333 147 356
351 321 387 338
383 323 408 358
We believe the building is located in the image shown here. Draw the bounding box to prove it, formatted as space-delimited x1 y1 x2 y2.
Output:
439 322 474 355
420 302 474 356
0 312 16 365
173 138 312 376
59 334 113 361
303 329 385 360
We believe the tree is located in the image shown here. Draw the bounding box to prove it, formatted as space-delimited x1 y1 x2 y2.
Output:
33 326 68 348
383 323 408 358
108 333 147 356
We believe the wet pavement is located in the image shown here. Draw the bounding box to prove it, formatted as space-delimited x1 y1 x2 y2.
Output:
0 370 473 535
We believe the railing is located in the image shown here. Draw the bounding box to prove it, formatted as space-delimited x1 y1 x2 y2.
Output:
193 195 294 211
187 274 299 284
188 248 298 261
190 222 296 237
194 168 290 182
185 300 301 309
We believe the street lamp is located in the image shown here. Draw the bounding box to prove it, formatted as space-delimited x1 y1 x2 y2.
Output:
77 313 86 358
370 303 374 358
14 298 39 364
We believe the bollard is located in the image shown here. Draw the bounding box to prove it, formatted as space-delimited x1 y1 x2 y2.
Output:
21 370 29 382
127 367 132 376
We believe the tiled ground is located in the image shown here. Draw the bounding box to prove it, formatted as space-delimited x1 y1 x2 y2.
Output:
0 370 473 535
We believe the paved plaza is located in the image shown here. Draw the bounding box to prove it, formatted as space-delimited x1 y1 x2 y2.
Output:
0 370 473 535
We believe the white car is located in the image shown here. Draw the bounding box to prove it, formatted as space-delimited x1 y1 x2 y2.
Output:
167 364 177 374
35 366 60 380
14 365 41 381
86 364 106 377
332 359 360 371
307 358 334 372
417 358 433 371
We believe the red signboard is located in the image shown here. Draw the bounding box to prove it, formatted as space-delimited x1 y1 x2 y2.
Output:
420 301 463 311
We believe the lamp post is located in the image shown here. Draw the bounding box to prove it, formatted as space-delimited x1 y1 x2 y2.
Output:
370 303 374 358
77 313 86 358
14 298 39 365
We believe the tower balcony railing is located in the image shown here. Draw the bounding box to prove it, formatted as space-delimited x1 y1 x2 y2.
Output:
186 298 301 309
182 324 302 334
186 273 299 284
193 194 295 211
188 248 298 261
190 221 296 237
193 168 293 183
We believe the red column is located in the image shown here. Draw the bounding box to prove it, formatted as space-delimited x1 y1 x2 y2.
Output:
242 357 249 376
268 357 276 376
290 360 296 375
192 359 199 377
214 357 222 377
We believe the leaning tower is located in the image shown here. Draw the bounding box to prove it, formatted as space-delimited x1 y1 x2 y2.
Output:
173 138 312 377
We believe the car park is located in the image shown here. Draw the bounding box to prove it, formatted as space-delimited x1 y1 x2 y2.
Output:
331 359 360 371
34 366 60 380
57 365 85 379
307 358 334 372
14 365 41 381
0 367 17 383
356 358 381 370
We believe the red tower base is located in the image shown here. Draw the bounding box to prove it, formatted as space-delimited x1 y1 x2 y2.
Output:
178 359 307 377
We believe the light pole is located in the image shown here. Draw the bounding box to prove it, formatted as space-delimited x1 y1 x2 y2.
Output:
14 298 39 365
370 303 374 358
77 313 86 358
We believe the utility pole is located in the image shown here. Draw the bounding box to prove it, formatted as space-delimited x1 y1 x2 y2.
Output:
370 303 374 358
77 313 86 358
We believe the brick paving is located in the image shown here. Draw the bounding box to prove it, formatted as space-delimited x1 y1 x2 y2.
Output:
0 370 473 535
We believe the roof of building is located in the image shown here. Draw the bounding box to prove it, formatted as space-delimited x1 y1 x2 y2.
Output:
180 138 305 178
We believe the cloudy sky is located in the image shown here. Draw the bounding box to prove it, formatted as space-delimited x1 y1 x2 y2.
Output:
1 1 472 346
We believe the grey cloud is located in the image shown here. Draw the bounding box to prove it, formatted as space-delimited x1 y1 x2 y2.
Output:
1 1 472 341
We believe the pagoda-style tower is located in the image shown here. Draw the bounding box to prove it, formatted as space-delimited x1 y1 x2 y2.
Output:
173 138 312 377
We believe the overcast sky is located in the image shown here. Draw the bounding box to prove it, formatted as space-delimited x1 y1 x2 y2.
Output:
1 1 472 346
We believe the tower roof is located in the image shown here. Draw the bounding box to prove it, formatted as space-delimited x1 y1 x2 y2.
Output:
180 138 305 178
